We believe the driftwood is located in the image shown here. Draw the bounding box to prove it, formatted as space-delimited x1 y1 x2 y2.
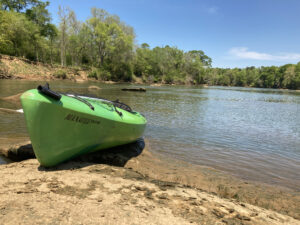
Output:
121 88 146 92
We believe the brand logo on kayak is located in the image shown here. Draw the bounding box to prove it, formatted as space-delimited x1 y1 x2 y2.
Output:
64 114 101 125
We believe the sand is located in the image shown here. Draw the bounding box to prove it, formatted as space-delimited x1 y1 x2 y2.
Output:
0 140 299 225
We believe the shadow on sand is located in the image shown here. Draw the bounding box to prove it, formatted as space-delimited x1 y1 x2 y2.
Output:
0 138 145 170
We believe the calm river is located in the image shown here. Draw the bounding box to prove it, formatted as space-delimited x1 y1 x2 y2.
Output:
0 80 299 190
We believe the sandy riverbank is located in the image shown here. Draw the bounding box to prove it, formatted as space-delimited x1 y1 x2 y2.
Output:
0 139 299 224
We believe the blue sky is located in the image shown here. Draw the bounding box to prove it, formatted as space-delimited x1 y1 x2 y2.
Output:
47 0 300 68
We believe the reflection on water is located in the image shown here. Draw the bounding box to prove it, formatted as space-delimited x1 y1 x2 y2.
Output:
0 80 299 190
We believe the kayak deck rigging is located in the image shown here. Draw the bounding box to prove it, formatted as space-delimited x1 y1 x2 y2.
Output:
38 83 134 115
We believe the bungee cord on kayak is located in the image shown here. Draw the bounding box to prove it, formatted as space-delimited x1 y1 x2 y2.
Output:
37 83 133 115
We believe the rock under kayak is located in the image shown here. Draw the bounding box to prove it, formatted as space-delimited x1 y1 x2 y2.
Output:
20 84 147 167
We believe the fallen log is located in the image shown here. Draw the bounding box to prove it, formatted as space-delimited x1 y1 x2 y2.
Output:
121 88 146 92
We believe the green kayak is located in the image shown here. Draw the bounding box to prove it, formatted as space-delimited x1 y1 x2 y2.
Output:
20 84 146 167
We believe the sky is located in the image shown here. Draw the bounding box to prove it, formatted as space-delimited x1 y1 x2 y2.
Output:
47 0 300 68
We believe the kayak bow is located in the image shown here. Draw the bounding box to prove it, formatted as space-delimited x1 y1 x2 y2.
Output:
21 84 146 167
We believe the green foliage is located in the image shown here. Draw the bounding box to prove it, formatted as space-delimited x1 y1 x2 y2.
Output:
53 69 67 79
188 50 212 67
84 8 134 80
0 0 44 12
0 1 56 62
25 1 52 37
0 2 299 89
98 69 111 81
87 68 111 81
133 44 210 84
87 69 98 79
0 10 38 57
203 64 300 89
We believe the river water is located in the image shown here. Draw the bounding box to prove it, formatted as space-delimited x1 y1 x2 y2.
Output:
0 80 299 190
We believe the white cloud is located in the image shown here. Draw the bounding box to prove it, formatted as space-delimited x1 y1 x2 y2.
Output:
229 47 300 61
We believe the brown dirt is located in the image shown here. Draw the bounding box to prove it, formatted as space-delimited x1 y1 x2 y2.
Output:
0 139 299 224
0 54 138 85
0 54 145 85
0 54 88 81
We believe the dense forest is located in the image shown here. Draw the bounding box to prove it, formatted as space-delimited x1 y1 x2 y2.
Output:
0 0 299 89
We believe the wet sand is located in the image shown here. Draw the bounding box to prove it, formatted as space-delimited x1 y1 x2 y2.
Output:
0 139 299 224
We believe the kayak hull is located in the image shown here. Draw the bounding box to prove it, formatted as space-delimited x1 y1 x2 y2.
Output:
21 89 146 167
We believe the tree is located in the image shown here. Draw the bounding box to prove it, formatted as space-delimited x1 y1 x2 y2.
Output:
66 9 82 66
187 50 212 67
46 23 58 64
58 6 69 66
282 64 297 89
141 43 149 49
85 8 134 80
259 66 277 88
0 0 44 12
25 1 51 35
0 10 38 57
183 50 204 84
245 66 258 87
134 46 152 78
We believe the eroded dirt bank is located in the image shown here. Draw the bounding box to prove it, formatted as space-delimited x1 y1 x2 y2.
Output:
0 54 88 81
0 140 299 224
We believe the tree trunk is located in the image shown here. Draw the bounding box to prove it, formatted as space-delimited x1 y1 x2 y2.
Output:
60 20 66 67
50 39 53 65
60 37 64 67
35 44 39 62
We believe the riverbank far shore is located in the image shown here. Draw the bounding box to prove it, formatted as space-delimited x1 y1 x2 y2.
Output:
1 54 300 90
0 139 299 224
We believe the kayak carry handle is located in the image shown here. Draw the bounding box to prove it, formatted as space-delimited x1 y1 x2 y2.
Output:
37 83 62 100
